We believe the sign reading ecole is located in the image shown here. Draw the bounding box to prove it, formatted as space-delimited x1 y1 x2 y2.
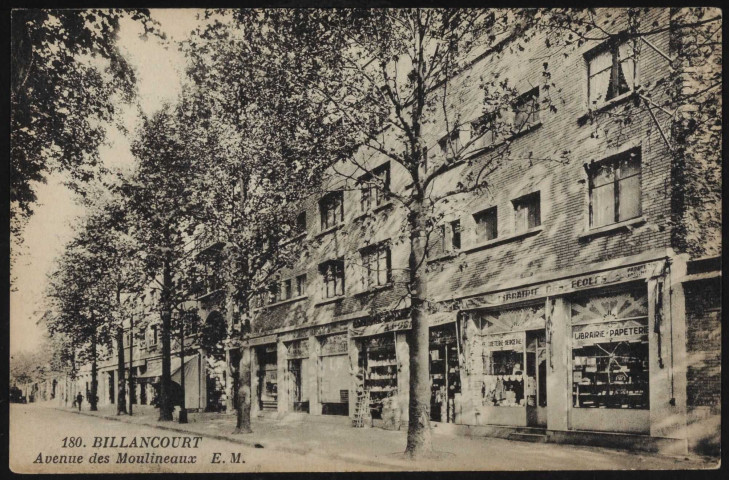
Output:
463 261 663 309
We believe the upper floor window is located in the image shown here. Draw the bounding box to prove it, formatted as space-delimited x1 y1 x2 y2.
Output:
150 325 159 346
512 88 540 132
268 283 280 304
471 112 498 149
361 243 391 288
296 274 307 297
296 212 307 233
320 259 345 298
474 207 498 241
588 148 641 228
360 162 390 212
512 192 541 233
440 219 462 253
586 39 636 106
438 128 463 157
281 279 292 301
320 191 344 230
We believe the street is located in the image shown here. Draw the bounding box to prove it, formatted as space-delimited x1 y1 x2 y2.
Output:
9 404 376 473
9 403 717 472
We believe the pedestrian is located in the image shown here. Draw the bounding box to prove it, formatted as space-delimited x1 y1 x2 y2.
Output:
76 393 83 412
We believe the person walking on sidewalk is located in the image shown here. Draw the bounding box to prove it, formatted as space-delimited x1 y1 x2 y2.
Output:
76 393 83 412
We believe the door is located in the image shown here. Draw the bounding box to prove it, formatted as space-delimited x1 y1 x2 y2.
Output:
526 330 547 427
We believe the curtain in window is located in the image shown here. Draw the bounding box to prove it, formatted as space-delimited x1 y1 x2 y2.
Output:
618 42 635 89
319 355 349 403
589 50 613 104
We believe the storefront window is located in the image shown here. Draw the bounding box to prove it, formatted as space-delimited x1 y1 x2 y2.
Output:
480 306 545 409
571 290 649 410
482 333 525 407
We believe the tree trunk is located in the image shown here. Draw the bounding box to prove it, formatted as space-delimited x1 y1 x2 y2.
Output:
234 347 253 433
158 257 174 421
405 201 433 457
90 338 99 411
116 326 127 415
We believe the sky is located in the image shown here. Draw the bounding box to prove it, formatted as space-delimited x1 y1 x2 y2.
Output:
10 9 203 354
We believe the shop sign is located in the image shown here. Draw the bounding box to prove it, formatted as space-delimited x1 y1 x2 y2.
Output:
350 318 411 338
249 334 277 346
286 339 309 359
320 333 348 356
463 261 664 309
484 331 524 351
429 311 457 327
572 319 649 347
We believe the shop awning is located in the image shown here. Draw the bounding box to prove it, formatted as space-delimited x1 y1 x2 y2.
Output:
136 356 197 383
350 318 411 338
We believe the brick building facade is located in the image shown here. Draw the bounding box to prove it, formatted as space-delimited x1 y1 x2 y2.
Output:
206 9 721 455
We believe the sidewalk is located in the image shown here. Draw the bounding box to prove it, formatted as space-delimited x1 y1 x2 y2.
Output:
55 403 716 471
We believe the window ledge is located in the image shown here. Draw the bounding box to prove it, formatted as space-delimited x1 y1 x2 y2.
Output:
353 282 394 296
427 251 460 264
353 202 394 223
280 232 307 246
316 223 344 239
254 295 309 312
463 226 544 254
314 296 345 307
466 122 544 160
578 90 639 125
578 216 647 241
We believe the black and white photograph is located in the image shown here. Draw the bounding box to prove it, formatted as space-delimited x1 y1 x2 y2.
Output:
8 7 722 473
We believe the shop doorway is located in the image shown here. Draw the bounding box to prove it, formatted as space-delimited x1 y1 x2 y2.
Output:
429 324 461 423
287 358 309 413
257 345 278 411
525 330 547 427
319 334 350 416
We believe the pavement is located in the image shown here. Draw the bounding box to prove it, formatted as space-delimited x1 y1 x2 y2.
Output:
13 402 720 472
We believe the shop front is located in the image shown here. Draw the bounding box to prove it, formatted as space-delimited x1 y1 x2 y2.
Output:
477 304 547 427
568 288 650 434
285 339 310 413
256 344 278 411
429 323 461 423
318 333 350 416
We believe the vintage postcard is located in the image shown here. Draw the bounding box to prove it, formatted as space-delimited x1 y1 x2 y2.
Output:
9 7 721 473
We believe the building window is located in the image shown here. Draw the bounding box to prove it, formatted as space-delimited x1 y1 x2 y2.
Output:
359 163 390 212
296 212 307 233
588 148 641 228
474 207 498 241
296 274 307 297
320 191 344 230
512 88 540 132
440 220 461 252
438 128 463 157
586 39 636 106
361 243 391 288
471 111 499 150
281 279 292 301
320 260 345 298
150 325 159 346
512 192 541 233
268 283 279 304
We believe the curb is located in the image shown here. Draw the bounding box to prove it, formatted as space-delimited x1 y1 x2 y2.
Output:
56 408 411 471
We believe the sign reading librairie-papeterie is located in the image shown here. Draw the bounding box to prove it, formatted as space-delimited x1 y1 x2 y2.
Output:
572 319 649 347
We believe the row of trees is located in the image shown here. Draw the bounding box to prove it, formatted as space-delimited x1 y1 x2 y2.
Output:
25 8 720 458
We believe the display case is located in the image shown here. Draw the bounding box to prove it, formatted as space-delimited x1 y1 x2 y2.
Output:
572 340 649 409
360 335 398 419
429 327 460 423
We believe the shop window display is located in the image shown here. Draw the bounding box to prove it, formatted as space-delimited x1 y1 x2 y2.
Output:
572 339 648 409
570 290 649 410
429 324 461 422
482 346 525 407
359 334 398 419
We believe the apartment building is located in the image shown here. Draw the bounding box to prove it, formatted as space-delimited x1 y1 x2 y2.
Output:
208 9 720 455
